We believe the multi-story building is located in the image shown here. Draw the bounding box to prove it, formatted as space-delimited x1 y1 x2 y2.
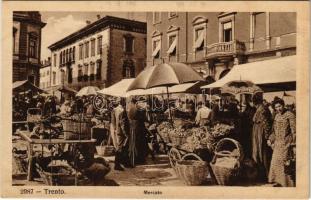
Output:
147 12 296 82
39 57 53 90
13 11 46 86
48 15 147 91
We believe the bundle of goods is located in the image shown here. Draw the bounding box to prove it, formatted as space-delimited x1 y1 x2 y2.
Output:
62 114 92 140
210 138 244 186
168 127 192 147
210 123 234 139
176 153 209 186
156 122 172 143
35 159 78 186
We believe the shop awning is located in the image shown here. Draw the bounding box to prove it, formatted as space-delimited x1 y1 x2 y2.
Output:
152 42 161 57
167 38 177 54
201 55 296 89
13 80 46 94
127 81 204 96
98 78 135 97
194 31 204 49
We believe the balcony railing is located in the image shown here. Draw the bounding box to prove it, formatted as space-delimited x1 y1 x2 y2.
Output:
206 40 246 58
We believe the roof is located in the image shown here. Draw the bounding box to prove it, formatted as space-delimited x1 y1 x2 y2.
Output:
13 80 46 93
13 11 46 28
48 15 146 50
201 55 296 89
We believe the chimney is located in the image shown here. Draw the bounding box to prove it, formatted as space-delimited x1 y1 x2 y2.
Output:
97 15 101 20
86 20 91 25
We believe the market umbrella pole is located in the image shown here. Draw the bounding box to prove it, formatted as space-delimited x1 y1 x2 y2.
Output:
166 86 173 124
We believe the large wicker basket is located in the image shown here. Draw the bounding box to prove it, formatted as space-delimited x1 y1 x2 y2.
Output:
176 153 208 186
210 138 244 186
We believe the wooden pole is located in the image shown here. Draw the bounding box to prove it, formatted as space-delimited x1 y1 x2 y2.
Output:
166 86 173 124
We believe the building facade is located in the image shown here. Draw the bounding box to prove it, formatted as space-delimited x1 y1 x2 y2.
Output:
48 15 147 91
147 12 296 81
39 57 53 90
13 11 46 86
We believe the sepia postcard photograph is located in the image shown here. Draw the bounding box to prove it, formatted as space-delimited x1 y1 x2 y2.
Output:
1 1 310 199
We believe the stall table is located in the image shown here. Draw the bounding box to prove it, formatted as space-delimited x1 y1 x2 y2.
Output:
18 130 96 181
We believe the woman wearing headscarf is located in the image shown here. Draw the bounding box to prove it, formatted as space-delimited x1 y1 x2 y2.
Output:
268 97 296 187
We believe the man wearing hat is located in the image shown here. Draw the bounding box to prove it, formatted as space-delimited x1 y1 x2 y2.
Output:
112 97 129 170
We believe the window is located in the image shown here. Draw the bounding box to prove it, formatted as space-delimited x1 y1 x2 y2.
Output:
68 67 72 83
53 54 57 67
79 44 83 60
153 12 161 24
168 12 177 18
124 35 134 53
63 50 66 64
152 39 161 58
73 46 75 61
123 60 135 78
47 70 49 76
223 21 232 42
84 65 89 81
96 61 102 80
90 62 95 81
13 28 17 54
60 52 62 65
65 49 68 63
29 38 37 58
218 12 235 42
85 41 89 58
97 36 102 55
167 35 177 56
91 39 95 56
194 28 204 51
78 66 83 82
52 72 56 85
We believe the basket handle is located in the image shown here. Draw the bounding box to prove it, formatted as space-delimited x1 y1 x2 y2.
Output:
215 138 242 154
181 153 202 161
214 150 239 158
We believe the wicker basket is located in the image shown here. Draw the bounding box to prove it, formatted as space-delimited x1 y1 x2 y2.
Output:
176 153 208 186
96 141 115 157
36 164 76 186
210 138 243 186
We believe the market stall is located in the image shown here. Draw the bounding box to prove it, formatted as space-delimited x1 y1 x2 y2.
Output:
13 80 47 95
15 113 110 186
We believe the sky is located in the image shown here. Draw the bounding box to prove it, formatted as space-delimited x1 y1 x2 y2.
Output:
40 12 147 61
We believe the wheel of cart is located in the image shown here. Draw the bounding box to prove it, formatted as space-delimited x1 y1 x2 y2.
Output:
168 146 193 172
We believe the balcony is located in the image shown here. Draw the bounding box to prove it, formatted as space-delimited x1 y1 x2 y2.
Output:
206 40 246 59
